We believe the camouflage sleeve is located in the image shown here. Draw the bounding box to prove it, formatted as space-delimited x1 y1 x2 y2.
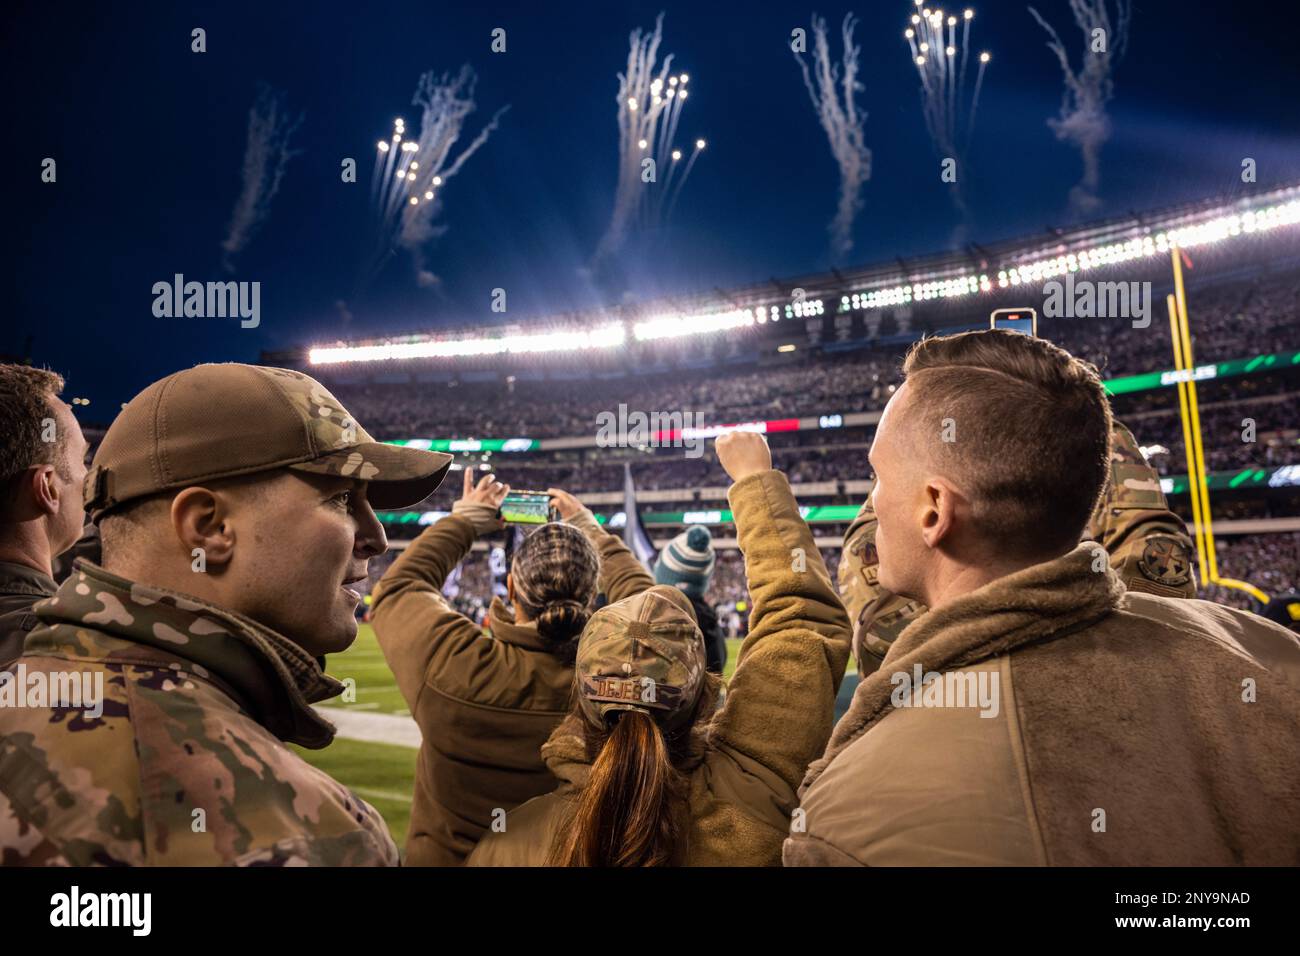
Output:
371 514 487 710
0 787 74 866
838 492 927 676
1087 421 1196 599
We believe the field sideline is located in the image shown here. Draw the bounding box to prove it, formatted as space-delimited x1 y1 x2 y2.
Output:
300 623 861 846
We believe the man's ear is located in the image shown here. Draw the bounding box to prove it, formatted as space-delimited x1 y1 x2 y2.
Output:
170 486 235 569
506 572 514 604
919 477 961 550
27 465 59 518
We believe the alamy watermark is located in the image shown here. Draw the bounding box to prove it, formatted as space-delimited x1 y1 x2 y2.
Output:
890 663 1000 718
1042 274 1151 329
0 665 104 719
152 273 260 328
50 886 151 936
595 404 707 459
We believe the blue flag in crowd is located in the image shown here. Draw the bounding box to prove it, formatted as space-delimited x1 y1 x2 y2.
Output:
623 462 657 569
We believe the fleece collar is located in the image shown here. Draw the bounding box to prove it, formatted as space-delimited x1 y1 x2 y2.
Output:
541 714 591 792
486 596 548 651
801 543 1126 795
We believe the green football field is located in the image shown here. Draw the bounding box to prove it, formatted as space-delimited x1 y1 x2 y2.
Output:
299 623 860 848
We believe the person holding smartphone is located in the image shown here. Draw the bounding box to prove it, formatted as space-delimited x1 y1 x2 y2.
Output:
371 469 654 866
467 432 852 867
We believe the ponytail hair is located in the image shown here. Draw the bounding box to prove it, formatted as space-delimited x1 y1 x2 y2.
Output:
547 710 686 867
511 523 600 662
547 673 722 867
535 600 590 658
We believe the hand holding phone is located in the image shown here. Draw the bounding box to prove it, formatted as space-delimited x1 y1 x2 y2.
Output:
500 490 558 524
453 469 511 535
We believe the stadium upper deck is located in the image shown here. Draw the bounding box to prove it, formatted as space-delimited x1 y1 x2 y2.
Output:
265 180 1300 379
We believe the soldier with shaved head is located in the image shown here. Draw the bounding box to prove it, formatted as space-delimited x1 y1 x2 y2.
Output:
787 331 1300 867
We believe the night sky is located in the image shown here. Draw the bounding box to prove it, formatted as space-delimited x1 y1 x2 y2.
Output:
4 0 1298 414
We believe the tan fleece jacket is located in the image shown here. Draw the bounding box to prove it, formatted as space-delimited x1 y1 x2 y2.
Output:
787 545 1300 866
467 470 853 866
372 513 653 866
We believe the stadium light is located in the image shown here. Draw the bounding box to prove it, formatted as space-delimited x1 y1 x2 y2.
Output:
308 188 1300 366
633 307 758 341
309 323 627 365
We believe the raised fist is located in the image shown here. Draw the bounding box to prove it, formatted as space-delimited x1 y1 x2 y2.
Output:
715 430 772 483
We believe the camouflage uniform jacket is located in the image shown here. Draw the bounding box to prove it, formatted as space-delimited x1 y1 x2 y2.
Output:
0 562 56 670
0 561 397 866
840 419 1197 675
1087 421 1196 600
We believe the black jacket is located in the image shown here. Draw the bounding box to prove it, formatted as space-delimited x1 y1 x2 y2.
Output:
0 561 57 668
688 593 728 674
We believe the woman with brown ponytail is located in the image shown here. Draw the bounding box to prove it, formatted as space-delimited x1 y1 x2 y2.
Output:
371 469 654 866
467 432 853 866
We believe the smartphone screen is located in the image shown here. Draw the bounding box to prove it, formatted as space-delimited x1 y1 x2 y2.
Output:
501 491 554 524
990 307 1038 336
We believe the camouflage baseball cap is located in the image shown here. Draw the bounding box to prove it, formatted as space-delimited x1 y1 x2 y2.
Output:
575 585 707 732
85 364 452 519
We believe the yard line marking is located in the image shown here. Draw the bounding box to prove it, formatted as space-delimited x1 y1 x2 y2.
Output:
315 705 421 748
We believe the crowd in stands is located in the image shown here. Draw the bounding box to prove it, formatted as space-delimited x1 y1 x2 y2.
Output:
1131 392 1300 475
330 351 899 441
1199 532 1300 609
1049 272 1299 380
325 273 1299 445
470 444 863 494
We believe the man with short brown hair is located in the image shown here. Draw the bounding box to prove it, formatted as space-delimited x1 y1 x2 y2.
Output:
787 329 1300 867
0 364 88 667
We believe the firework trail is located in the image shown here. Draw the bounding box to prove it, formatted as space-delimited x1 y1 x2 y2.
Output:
365 66 508 289
594 14 707 263
903 4 990 215
665 138 707 222
221 84 302 273
1028 0 1132 212
796 13 872 259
